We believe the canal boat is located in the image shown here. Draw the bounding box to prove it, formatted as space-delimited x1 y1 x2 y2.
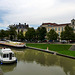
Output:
0 48 17 64
0 40 26 48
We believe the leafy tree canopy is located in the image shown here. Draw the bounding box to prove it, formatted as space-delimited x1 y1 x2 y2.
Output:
61 25 75 40
0 30 6 40
36 27 47 41
8 25 17 36
47 29 58 41
25 28 36 41
8 25 17 40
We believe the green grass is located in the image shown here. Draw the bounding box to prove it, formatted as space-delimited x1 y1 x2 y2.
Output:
26 43 75 57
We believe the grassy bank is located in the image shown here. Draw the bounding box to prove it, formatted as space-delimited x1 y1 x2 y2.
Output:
26 43 75 57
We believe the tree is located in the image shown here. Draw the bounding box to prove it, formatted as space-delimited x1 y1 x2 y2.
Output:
0 30 6 40
25 28 36 41
8 26 17 40
36 27 47 41
17 32 25 41
47 29 58 42
5 30 10 37
61 25 75 41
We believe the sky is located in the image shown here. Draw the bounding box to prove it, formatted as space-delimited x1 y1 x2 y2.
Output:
0 0 75 29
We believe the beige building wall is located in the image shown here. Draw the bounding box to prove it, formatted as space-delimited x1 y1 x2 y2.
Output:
45 25 65 37
16 29 27 36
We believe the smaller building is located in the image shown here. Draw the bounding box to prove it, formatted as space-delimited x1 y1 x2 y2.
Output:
10 23 29 36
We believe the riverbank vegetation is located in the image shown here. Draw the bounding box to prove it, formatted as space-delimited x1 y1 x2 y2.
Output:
26 43 75 57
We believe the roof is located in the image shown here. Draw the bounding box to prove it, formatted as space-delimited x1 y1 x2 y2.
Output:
42 23 71 27
58 23 71 26
42 23 58 26
1 48 13 53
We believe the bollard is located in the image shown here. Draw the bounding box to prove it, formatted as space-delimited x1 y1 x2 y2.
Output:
47 47 48 51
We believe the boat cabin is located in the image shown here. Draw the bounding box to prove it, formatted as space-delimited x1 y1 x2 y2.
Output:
0 48 14 60
0 48 17 64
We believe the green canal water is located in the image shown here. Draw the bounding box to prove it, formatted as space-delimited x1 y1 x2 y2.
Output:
0 48 75 75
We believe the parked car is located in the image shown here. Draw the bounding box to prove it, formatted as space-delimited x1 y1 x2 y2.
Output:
69 40 75 43
42 39 47 42
61 40 67 43
48 40 53 42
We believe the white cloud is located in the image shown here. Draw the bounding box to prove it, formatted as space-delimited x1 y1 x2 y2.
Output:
0 0 75 28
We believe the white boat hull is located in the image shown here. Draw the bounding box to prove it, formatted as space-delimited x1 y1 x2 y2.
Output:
0 58 17 64
1 60 17 64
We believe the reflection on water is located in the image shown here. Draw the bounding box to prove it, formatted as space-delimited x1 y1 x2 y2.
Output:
0 48 75 75
1 63 17 73
0 68 3 75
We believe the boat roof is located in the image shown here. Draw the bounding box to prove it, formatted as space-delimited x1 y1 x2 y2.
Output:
0 48 13 54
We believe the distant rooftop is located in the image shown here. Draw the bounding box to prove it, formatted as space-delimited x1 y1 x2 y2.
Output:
42 22 71 26
9 23 29 29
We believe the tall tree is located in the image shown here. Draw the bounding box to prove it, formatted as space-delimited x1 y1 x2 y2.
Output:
47 29 58 42
36 27 47 41
8 26 17 40
61 25 75 41
25 28 36 41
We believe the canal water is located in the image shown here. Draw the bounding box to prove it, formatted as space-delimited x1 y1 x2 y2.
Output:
0 47 75 75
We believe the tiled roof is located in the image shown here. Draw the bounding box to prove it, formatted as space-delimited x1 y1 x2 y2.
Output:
42 23 70 26
58 23 71 26
42 23 58 26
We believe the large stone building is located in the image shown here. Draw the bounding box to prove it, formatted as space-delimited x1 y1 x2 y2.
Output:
41 19 75 37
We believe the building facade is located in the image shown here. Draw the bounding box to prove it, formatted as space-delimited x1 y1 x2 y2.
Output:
41 19 75 37
10 23 29 36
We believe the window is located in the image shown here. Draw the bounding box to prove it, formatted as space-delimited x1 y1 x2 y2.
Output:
48 24 51 27
3 54 9 58
48 28 50 31
48 25 50 27
3 54 6 58
55 28 57 31
62 27 63 31
58 27 60 31
52 25 53 27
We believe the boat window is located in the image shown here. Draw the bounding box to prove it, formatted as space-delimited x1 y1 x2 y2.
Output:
3 54 6 58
